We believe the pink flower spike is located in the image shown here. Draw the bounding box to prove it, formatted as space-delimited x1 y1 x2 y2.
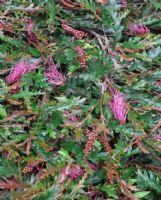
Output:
7 60 28 84
7 59 41 84
65 109 80 123
68 165 85 180
45 58 66 86
128 23 150 35
87 162 97 170
58 164 85 183
110 91 128 125
28 60 41 72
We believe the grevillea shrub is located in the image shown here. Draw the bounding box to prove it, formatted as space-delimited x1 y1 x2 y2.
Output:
0 1 161 199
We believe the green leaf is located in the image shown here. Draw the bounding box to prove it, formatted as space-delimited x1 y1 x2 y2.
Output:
64 48 77 61
0 159 18 177
134 191 150 198
47 0 56 24
97 184 118 198
33 185 60 200
0 104 7 119
0 128 11 139
58 148 70 159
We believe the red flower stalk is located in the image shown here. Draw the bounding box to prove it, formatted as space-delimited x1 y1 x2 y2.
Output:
7 60 27 84
62 24 85 39
75 46 87 68
6 60 40 84
28 60 41 72
25 18 39 45
84 127 98 156
65 109 80 123
109 90 128 125
99 136 112 154
128 23 150 35
44 58 66 86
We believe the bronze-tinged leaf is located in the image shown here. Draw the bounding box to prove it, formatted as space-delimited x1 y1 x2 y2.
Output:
95 0 108 4
26 139 32 156
8 82 20 92
150 119 161 134
119 54 135 61
2 110 35 122
124 74 138 86
134 138 149 154
5 55 17 63
39 164 56 180
0 177 24 191
0 69 10 75
0 23 15 34
118 177 139 200
36 32 49 45
6 98 22 105
116 47 139 53
61 0 76 8
36 140 53 153
136 164 161 172
61 0 85 9
46 43 56 48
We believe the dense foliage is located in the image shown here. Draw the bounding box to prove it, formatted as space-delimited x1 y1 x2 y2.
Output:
0 0 161 199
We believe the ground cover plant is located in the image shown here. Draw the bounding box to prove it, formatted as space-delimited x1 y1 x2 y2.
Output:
0 0 161 199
